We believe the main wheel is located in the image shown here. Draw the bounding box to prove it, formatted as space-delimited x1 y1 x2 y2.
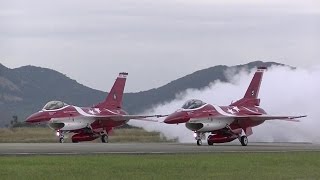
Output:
197 139 202 146
240 136 248 146
207 141 213 146
207 135 213 146
59 137 64 143
101 134 108 143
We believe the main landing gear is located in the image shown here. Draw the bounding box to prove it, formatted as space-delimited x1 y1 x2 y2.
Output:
207 135 214 146
194 132 205 146
239 135 248 146
100 133 109 143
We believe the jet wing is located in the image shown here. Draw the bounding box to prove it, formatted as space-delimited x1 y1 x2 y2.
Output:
234 115 307 122
94 114 167 122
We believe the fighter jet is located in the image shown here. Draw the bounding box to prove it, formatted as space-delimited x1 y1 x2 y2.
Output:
164 67 306 146
26 72 164 143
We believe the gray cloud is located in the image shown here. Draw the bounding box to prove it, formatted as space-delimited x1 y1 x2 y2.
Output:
0 0 319 92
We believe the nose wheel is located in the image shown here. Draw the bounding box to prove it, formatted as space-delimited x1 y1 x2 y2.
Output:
197 139 202 146
59 137 64 143
195 132 205 146
57 131 64 143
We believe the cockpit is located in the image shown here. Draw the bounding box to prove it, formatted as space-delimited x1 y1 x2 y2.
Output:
43 101 68 110
181 99 206 110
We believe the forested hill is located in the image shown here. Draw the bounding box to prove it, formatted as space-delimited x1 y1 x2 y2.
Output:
0 61 283 126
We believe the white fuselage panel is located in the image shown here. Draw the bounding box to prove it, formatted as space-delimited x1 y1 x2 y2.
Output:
186 117 234 132
48 117 95 131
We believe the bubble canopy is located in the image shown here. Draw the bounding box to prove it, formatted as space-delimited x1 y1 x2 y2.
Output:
181 99 206 110
43 101 68 110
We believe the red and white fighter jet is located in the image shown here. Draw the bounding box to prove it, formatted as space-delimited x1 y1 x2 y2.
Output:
26 72 163 143
164 67 306 146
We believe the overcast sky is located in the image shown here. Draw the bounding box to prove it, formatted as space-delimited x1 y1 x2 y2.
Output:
1 0 319 92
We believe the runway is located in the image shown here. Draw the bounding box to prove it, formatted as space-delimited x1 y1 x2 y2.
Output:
0 142 320 155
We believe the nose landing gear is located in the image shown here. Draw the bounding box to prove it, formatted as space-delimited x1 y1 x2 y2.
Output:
194 132 205 146
57 131 64 143
197 139 202 146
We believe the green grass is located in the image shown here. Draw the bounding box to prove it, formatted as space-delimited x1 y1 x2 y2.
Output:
0 127 175 143
0 152 319 180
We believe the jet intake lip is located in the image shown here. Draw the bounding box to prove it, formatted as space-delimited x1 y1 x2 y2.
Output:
48 123 65 130
164 111 190 124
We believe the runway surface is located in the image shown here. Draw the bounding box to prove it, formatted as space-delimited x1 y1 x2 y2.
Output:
0 143 320 155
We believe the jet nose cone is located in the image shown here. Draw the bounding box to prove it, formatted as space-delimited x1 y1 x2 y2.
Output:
164 111 190 124
26 112 51 123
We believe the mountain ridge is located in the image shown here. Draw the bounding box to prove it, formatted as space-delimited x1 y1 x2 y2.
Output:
0 61 284 126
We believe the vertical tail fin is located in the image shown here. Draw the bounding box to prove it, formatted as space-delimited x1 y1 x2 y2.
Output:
94 72 128 109
231 67 266 107
243 67 265 99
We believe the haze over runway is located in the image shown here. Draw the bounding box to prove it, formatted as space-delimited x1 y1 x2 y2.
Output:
1 0 319 92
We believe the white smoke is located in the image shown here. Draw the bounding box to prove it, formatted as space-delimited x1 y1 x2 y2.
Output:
129 65 320 143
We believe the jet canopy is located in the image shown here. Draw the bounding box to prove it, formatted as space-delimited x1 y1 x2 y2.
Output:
181 99 206 110
43 101 68 110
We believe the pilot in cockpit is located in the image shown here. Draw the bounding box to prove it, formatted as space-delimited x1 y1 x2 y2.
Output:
181 99 206 110
43 101 68 110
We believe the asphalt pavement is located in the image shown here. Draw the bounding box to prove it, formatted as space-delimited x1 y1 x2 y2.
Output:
0 142 319 155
